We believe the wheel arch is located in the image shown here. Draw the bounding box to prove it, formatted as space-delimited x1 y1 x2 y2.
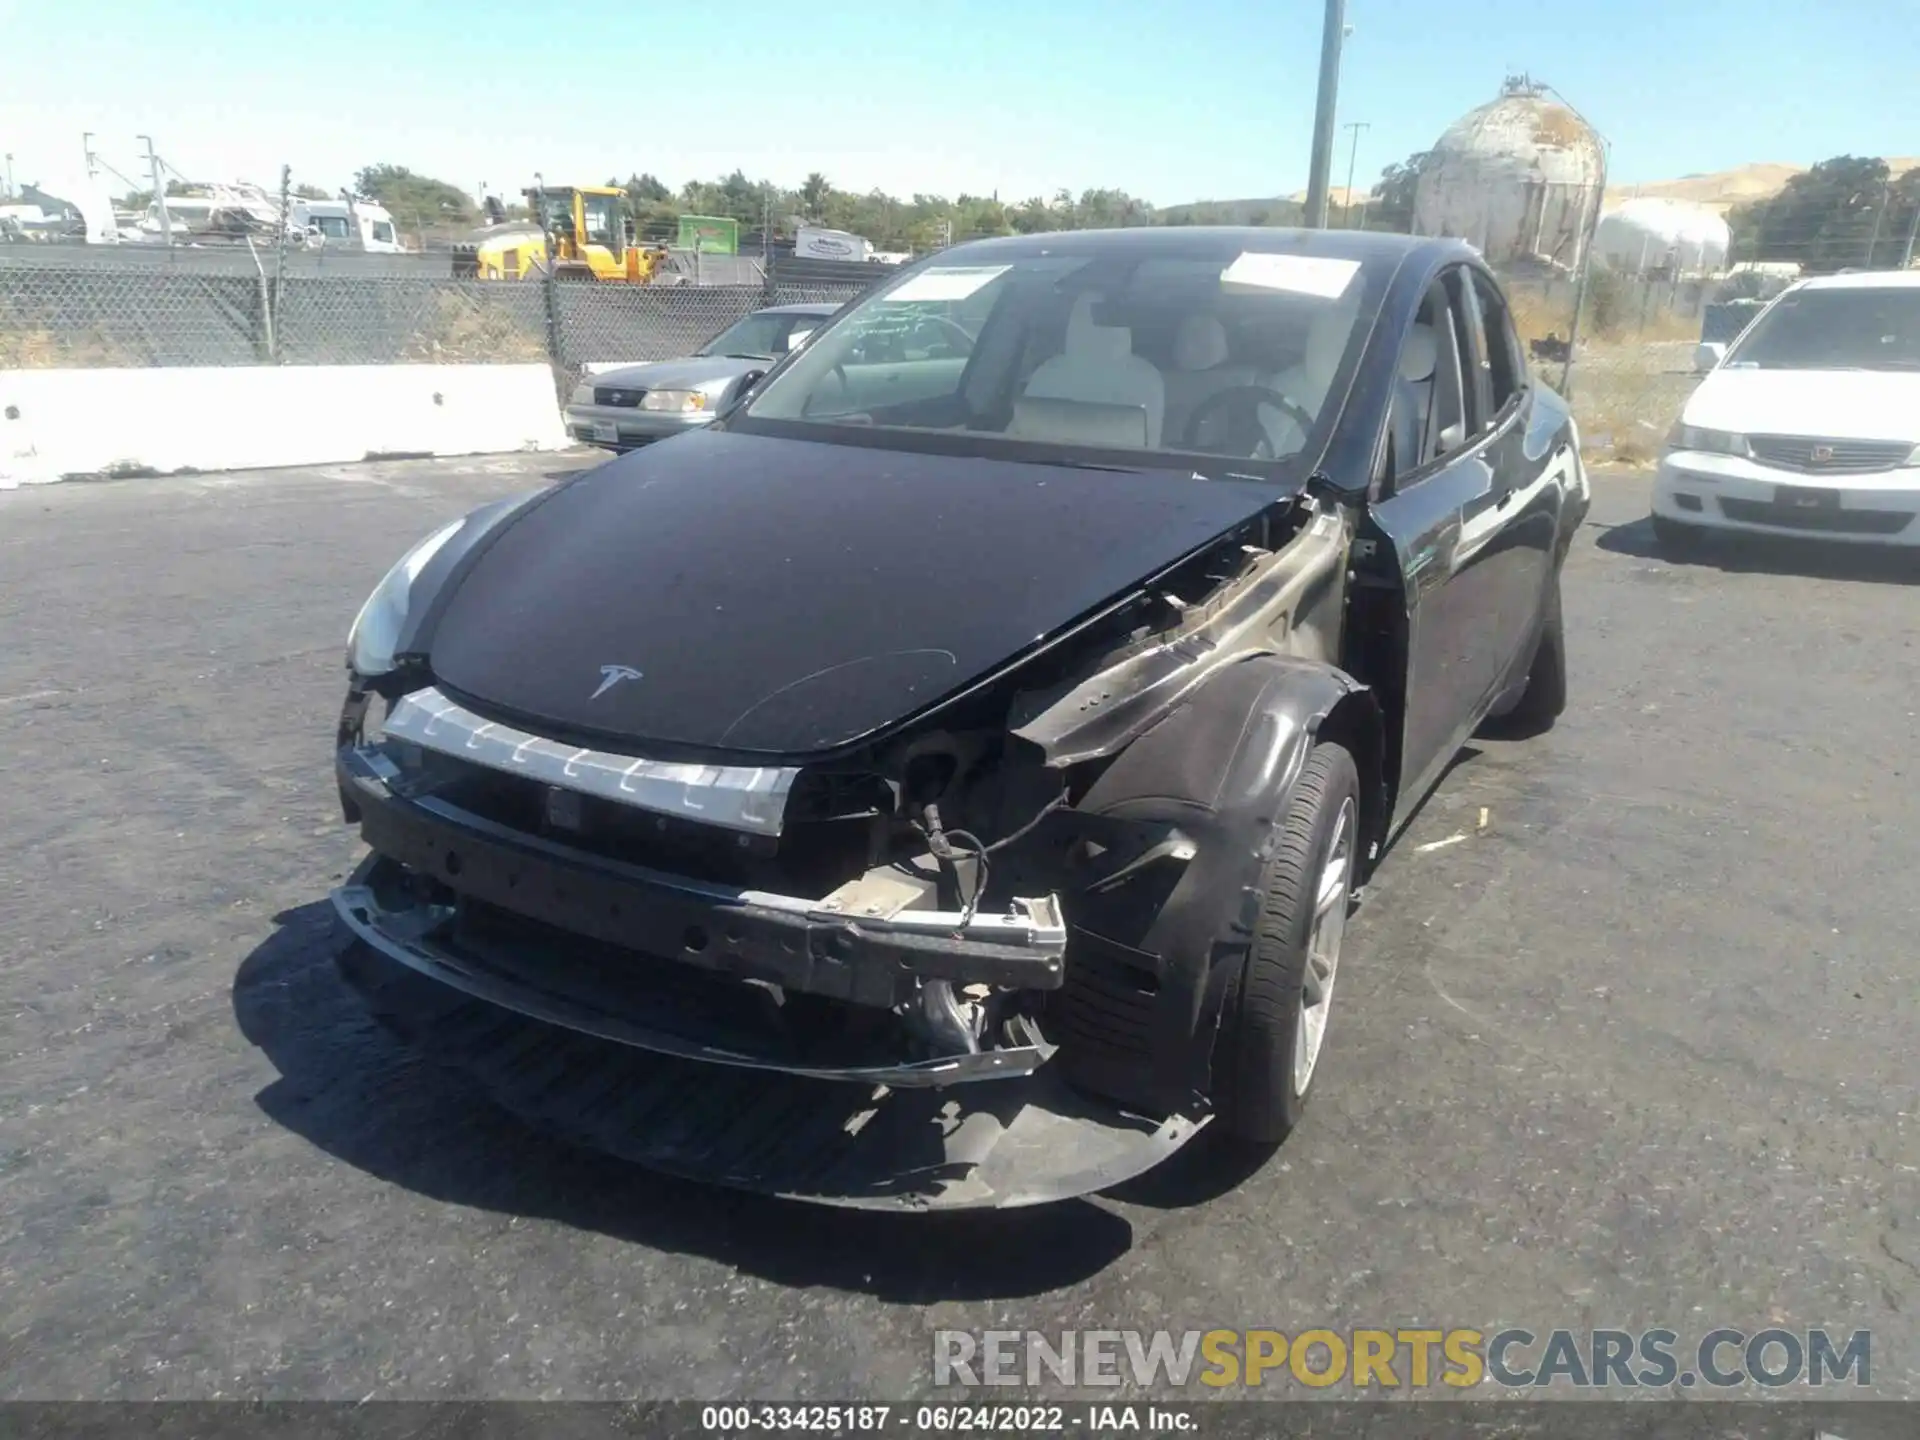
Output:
1314 687 1389 879
1053 651 1379 1115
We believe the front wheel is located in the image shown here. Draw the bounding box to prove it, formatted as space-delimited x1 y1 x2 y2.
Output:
1212 741 1360 1145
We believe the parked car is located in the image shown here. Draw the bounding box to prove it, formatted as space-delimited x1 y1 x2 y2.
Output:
563 303 840 452
1656 272 1920 550
330 227 1587 1210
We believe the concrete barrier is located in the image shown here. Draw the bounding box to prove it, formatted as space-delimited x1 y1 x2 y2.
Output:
0 364 572 488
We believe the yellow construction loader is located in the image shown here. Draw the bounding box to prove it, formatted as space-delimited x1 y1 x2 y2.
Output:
452 185 672 282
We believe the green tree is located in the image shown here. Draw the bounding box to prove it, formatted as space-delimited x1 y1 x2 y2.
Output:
1368 150 1429 233
352 165 476 228
800 172 832 218
293 183 332 201
624 172 670 204
1732 156 1920 272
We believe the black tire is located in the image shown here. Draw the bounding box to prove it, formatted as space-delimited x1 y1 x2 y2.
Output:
1494 569 1568 734
1213 741 1360 1145
1651 514 1705 554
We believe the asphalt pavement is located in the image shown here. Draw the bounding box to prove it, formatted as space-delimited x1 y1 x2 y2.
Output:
2 454 1916 1400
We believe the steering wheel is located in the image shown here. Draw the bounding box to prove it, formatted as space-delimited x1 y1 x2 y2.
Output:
1181 385 1314 459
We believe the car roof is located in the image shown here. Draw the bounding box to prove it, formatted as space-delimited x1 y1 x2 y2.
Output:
936 225 1461 268
757 302 841 316
1793 270 1920 291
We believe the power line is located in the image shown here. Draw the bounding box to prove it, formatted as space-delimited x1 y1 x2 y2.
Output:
1342 121 1370 228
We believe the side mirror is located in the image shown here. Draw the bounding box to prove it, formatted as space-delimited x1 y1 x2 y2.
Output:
717 371 765 420
1694 342 1728 373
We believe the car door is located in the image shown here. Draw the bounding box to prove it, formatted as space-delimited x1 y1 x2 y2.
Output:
1460 268 1560 696
1362 266 1517 820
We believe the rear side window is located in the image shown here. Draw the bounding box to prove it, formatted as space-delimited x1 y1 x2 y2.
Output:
1470 271 1525 412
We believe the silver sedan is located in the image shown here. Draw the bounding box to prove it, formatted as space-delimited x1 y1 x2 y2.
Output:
564 303 839 452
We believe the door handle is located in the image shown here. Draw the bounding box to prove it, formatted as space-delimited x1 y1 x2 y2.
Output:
1495 487 1515 508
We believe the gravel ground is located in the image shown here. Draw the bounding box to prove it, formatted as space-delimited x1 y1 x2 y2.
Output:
2 453 1915 1402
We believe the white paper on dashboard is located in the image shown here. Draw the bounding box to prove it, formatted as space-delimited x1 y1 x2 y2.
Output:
1221 253 1361 298
886 265 1011 302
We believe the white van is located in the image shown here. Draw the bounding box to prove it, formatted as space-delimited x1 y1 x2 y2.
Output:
291 198 404 253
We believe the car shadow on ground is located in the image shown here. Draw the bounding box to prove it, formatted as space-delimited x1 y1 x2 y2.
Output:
233 902 1135 1303
1594 515 1920 586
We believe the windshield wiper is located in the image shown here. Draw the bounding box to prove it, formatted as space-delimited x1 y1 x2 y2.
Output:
1005 455 1214 479
720 352 776 360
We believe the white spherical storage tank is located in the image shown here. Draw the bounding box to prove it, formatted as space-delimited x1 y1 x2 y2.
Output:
1593 198 1732 276
1412 76 1606 270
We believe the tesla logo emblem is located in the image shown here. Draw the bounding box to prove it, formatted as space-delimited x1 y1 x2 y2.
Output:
1810 445 1835 463
591 664 643 700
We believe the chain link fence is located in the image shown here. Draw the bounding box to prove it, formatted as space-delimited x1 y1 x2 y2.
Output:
19 219 1868 466
0 252 881 385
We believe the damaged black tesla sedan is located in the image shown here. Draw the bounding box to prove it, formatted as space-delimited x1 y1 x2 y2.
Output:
329 227 1588 1209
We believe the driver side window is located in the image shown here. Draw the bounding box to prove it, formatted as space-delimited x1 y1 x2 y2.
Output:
1385 271 1472 488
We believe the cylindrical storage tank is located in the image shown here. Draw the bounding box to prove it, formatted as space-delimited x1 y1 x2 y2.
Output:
1412 77 1606 271
1593 198 1732 276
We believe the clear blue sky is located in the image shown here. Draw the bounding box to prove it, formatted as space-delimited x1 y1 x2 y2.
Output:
4 0 1913 206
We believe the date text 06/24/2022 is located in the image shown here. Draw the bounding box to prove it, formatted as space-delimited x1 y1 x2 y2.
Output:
700 1405 1195 1433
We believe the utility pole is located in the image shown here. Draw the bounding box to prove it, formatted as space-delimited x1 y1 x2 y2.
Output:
1902 194 1920 270
1866 181 1890 267
1341 121 1370 228
3 151 12 201
1302 0 1349 228
139 134 170 248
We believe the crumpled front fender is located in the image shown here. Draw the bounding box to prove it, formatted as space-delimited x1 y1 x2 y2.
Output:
1054 652 1381 1115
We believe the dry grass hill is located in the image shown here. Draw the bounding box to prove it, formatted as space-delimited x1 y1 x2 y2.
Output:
1604 158 1920 213
1262 159 1920 218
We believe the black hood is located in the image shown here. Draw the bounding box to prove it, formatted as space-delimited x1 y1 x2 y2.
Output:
421 430 1283 758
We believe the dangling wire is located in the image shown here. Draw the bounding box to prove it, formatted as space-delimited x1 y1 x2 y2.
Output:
914 803 990 932
943 829 990 930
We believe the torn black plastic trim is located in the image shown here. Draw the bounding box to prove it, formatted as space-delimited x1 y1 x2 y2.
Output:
333 859 1053 1087
336 932 1208 1210
339 748 1066 1008
1009 499 1352 767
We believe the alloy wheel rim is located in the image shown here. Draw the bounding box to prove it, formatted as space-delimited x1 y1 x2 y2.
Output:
1293 796 1356 1096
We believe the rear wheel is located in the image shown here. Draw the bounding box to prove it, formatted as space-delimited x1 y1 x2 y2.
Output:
1213 742 1359 1145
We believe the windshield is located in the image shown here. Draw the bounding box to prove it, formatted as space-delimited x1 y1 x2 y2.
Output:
581 192 620 249
1727 286 1920 371
699 310 831 360
737 244 1376 471
311 215 350 240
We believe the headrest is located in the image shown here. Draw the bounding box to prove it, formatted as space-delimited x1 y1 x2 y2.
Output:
1064 292 1133 362
1007 394 1149 448
1400 323 1437 382
1173 312 1230 372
